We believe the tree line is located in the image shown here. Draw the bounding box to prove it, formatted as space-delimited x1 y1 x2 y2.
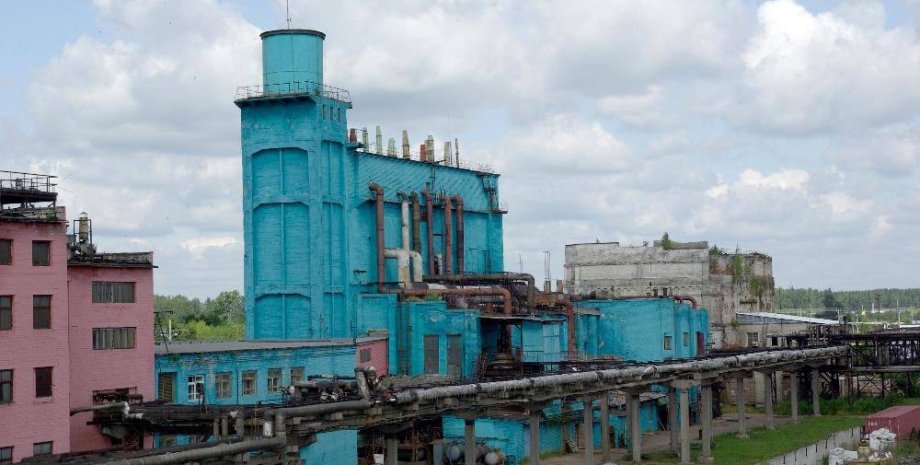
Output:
775 287 920 312
154 290 243 341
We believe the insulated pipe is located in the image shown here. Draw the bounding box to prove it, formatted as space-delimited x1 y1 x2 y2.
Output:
672 295 698 309
441 193 453 275
453 194 465 274
423 187 435 275
369 183 386 292
558 299 576 356
70 401 129 416
410 193 421 253
98 437 285 465
397 192 410 250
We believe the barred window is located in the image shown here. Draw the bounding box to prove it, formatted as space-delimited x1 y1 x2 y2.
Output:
92 282 136 303
216 372 232 399
0 239 11 265
31 241 50 266
92 327 136 350
33 295 51 329
0 296 11 331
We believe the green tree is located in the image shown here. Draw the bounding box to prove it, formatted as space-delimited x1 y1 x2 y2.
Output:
660 232 672 250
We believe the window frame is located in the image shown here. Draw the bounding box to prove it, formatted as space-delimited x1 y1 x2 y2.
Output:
747 332 760 348
447 334 463 378
31 241 50 266
0 446 12 465
0 296 11 331
91 282 136 304
157 372 175 402
215 372 232 399
0 369 12 404
34 367 52 398
423 334 440 375
683 332 689 347
32 295 51 329
290 367 304 385
359 348 372 363
187 375 204 402
32 442 52 456
92 327 137 350
663 335 673 351
0 239 11 265
266 368 281 393
242 370 256 396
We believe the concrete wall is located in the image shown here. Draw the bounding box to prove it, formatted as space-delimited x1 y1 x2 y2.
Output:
68 265 155 451
0 217 71 460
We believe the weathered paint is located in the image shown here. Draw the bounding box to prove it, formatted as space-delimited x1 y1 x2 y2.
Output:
261 29 324 87
355 337 388 376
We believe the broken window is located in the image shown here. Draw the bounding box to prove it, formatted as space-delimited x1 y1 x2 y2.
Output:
35 367 52 398
423 334 439 375
31 241 50 266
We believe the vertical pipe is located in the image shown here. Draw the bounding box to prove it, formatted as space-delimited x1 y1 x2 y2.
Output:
385 436 398 465
764 372 775 429
600 394 611 463
402 130 410 159
811 369 821 416
630 391 642 463
375 126 383 155
442 194 453 275
701 383 713 460
679 387 690 464
453 194 465 274
736 374 747 438
668 388 678 453
369 183 385 292
583 395 595 465
410 193 421 254
419 143 427 162
423 187 435 275
790 371 800 423
464 419 476 465
530 409 541 465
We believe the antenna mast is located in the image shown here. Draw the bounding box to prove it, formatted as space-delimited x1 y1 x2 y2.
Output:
286 0 292 29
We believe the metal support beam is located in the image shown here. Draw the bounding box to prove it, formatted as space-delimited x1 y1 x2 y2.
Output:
465 419 476 465
385 436 398 465
629 390 642 463
790 371 799 423
699 383 714 463
811 369 821 416
583 395 595 465
735 374 748 438
530 409 541 465
763 371 774 430
600 393 611 464
679 386 690 464
668 388 679 453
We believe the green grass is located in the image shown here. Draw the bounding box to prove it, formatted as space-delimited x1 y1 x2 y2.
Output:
708 416 862 465
776 395 920 416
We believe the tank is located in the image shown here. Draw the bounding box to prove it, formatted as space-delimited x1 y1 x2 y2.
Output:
864 405 920 438
260 29 325 88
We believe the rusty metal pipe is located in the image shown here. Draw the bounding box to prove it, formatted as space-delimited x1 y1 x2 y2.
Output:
369 183 386 292
453 194 464 274
410 192 421 253
672 295 698 309
441 193 453 275
423 273 536 308
557 299 576 356
423 187 435 275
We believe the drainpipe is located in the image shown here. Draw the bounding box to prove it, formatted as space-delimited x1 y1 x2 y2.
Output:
453 194 464 274
369 183 386 292
441 193 453 275
410 193 421 254
423 187 435 275
672 295 698 309
557 299 576 356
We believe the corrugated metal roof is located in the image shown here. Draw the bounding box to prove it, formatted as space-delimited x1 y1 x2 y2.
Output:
867 405 920 419
735 312 839 325
154 337 385 355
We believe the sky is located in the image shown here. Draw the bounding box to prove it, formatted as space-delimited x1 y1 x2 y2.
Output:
2 0 918 298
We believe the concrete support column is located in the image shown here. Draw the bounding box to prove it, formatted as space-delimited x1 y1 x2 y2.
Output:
735 374 748 438
763 371 775 430
235 416 245 437
213 418 220 440
668 388 679 453
385 436 398 465
221 416 229 437
583 395 595 465
700 383 714 463
629 390 642 463
464 419 476 465
530 409 542 465
790 371 800 423
600 394 611 464
679 386 691 464
811 369 822 416
775 372 784 403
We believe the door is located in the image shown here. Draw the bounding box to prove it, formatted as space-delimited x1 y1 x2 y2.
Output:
157 372 175 402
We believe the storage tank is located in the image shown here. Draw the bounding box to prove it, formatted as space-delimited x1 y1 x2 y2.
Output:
260 29 325 87
864 405 920 437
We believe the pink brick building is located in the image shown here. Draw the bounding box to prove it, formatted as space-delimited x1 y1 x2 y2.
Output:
0 171 154 461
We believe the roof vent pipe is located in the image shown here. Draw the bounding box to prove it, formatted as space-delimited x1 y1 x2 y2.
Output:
387 138 397 157
419 143 427 162
425 136 435 163
402 130 411 159
361 127 369 149
375 126 383 155
349 128 357 143
444 141 452 165
454 138 460 167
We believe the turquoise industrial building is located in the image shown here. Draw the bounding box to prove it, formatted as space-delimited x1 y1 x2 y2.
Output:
153 28 710 464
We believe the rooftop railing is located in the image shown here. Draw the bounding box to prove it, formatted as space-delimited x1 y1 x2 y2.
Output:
235 81 352 103
0 170 57 194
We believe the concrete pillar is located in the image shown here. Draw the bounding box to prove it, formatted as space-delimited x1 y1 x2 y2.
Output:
700 383 713 462
764 371 775 430
790 371 800 423
736 374 748 438
465 419 476 465
530 409 541 465
213 418 220 439
600 394 611 463
630 391 642 463
775 372 784 403
221 416 229 437
811 370 822 416
583 395 594 465
385 436 398 465
679 387 690 464
235 416 245 437
668 388 679 453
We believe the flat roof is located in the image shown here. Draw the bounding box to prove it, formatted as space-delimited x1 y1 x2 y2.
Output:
736 312 839 326
155 336 386 355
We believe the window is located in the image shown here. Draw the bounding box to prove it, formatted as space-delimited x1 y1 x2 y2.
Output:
770 336 779 347
0 446 12 465
0 296 11 331
187 375 204 402
0 370 12 404
33 295 50 329
663 335 672 351
747 332 760 348
157 372 175 402
32 442 52 456
683 332 689 347
359 348 372 363
242 371 256 396
92 328 136 350
447 334 462 378
0 239 11 265
423 334 439 375
34 367 52 398
92 282 136 303
215 372 232 399
267 368 281 393
31 241 50 266
290 367 304 384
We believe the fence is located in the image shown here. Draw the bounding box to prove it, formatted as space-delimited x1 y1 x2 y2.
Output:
755 426 861 465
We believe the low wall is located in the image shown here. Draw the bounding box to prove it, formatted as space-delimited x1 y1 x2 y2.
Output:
756 426 861 465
